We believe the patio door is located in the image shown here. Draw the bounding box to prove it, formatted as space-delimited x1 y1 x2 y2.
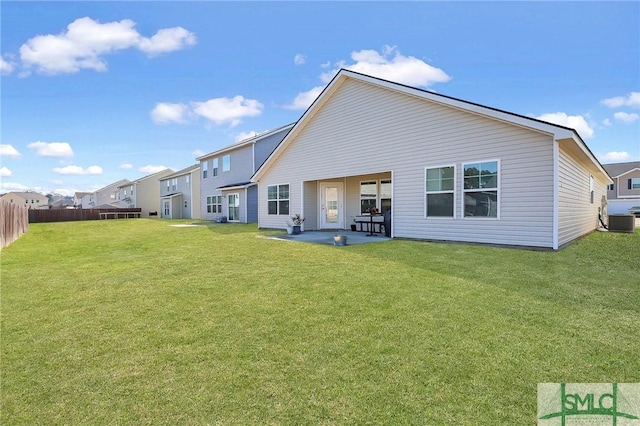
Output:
320 182 343 229
163 199 171 218
228 193 239 222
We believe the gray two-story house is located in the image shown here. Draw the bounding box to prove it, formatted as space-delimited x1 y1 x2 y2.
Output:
603 161 640 214
159 164 201 219
116 169 174 217
198 123 293 222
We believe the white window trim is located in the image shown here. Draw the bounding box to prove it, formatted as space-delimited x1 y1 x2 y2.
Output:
462 158 500 220
424 164 456 219
227 193 240 222
222 155 231 173
212 158 219 177
206 195 222 214
359 180 378 214
267 183 290 215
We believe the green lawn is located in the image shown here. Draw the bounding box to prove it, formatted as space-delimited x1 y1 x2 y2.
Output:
1 219 638 424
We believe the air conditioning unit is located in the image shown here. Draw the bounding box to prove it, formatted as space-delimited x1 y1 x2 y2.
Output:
608 214 636 233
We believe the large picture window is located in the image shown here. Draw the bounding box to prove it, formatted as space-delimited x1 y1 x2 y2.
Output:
463 160 498 218
267 184 289 215
206 195 222 214
425 166 455 217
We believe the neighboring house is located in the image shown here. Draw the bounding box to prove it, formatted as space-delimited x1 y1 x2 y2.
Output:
73 192 90 208
252 69 611 250
116 169 174 217
81 179 130 209
49 195 74 209
198 123 294 223
0 191 49 209
602 161 640 214
159 164 201 219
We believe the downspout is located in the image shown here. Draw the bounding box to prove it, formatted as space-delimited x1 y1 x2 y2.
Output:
552 140 559 250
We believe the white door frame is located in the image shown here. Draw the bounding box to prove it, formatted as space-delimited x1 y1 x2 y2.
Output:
319 182 344 229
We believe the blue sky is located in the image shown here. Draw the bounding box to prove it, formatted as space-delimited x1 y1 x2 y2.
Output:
1 1 638 196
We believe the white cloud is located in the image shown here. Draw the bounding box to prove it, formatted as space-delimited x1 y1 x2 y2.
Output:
286 45 451 110
192 149 205 158
602 118 612 127
294 53 306 66
137 27 196 57
601 92 640 108
613 111 640 123
234 130 258 142
0 181 30 192
284 86 324 110
119 163 134 169
28 141 74 157
0 166 12 177
0 144 22 158
1 57 15 75
139 165 168 174
600 151 631 162
151 102 189 124
535 112 594 139
52 165 102 175
191 96 263 127
19 17 196 75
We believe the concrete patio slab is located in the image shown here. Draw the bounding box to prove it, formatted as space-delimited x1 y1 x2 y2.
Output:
261 230 391 246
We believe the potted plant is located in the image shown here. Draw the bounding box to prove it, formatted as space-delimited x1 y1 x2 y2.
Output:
290 214 304 235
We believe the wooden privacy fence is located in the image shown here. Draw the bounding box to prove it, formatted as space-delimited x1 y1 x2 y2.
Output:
1 201 29 249
28 208 142 223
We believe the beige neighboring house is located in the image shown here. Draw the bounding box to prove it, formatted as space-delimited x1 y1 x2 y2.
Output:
81 179 130 209
0 191 49 209
603 161 640 214
159 164 201 219
116 169 174 217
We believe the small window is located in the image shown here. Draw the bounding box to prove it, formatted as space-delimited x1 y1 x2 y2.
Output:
213 158 219 177
630 178 640 190
203 161 208 179
172 178 177 192
166 180 170 191
426 166 455 217
463 161 498 218
589 175 594 204
607 184 614 191
186 175 190 187
380 179 392 214
267 184 289 215
222 155 230 172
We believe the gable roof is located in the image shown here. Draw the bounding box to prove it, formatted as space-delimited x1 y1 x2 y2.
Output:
197 123 295 161
160 164 199 180
253 69 610 181
119 169 173 187
603 161 640 178
94 179 130 194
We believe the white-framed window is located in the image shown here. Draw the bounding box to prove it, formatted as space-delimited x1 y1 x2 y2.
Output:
166 180 170 191
212 158 218 177
206 195 222 213
463 160 499 218
203 161 208 178
630 178 640 190
267 184 289 215
607 183 614 191
172 178 178 192
589 175 594 204
425 165 455 217
222 155 230 172
359 179 393 214
228 193 240 221
360 181 377 214
186 175 190 187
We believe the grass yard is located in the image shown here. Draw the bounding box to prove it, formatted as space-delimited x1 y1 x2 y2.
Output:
1 219 639 424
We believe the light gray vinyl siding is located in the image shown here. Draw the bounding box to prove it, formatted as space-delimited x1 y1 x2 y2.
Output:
558 145 607 247
254 128 291 171
258 78 556 247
